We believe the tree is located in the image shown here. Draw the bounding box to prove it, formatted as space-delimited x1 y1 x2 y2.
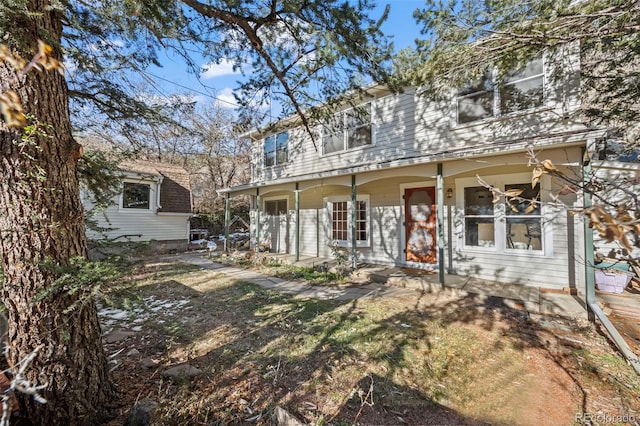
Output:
399 0 640 258
0 7 114 424
399 0 639 127
1 1 393 423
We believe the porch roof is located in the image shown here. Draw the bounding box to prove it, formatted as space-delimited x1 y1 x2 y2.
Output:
219 128 607 197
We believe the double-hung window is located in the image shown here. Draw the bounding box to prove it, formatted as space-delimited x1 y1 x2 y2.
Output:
456 57 544 124
264 131 289 167
463 186 495 247
500 59 544 114
505 183 542 251
326 195 370 247
322 103 373 155
457 75 495 124
459 176 544 252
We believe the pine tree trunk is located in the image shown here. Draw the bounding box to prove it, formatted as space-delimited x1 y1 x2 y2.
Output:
0 2 114 424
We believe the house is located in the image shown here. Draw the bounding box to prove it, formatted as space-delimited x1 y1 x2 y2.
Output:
219 45 635 293
83 160 193 253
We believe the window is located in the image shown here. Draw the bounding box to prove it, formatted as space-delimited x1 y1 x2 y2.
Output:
122 182 151 209
459 176 545 252
456 58 544 124
463 186 495 247
264 199 288 215
322 103 373 155
326 196 370 247
457 74 494 124
505 183 542 251
332 201 349 241
500 59 544 114
264 131 289 167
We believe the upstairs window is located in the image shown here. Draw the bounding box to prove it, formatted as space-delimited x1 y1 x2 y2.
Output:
322 103 373 155
500 59 544 114
264 131 289 167
456 57 544 124
457 74 495 124
123 182 150 209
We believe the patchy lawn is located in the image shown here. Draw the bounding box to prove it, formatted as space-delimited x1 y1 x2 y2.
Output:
102 257 640 425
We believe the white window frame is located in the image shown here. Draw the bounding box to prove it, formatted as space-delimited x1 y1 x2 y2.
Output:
321 102 376 156
263 131 289 168
119 179 157 212
455 56 545 125
455 173 550 255
324 195 370 248
263 196 289 216
504 183 544 253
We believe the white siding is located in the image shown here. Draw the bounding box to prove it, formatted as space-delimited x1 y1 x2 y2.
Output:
253 49 584 183
83 179 190 243
591 162 640 260
86 208 189 242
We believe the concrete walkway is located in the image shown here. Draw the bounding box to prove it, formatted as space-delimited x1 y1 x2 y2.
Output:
177 254 417 301
175 253 588 319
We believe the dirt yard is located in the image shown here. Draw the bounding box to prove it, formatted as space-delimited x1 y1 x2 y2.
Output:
101 257 640 425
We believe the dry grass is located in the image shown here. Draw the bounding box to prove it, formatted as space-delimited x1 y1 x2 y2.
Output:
104 258 640 425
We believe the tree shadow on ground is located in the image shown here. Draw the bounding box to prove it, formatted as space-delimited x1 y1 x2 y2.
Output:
101 259 640 425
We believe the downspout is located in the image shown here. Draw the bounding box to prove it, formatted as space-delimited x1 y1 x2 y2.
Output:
224 193 230 254
437 163 445 286
156 175 164 211
295 183 300 262
351 175 357 270
582 146 640 375
256 188 261 252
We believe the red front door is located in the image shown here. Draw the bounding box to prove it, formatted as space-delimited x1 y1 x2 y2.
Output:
404 187 437 264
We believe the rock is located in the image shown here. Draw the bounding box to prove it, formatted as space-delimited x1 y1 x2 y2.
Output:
104 330 136 344
140 358 159 369
162 364 203 379
272 406 304 426
124 397 157 426
329 265 352 277
127 348 140 357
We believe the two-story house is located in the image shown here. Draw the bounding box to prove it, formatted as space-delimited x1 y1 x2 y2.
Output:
220 45 619 292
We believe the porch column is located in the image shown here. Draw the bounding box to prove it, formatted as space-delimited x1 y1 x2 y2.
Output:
295 183 300 262
582 147 596 321
224 193 230 253
437 163 445 285
351 174 357 269
256 188 261 251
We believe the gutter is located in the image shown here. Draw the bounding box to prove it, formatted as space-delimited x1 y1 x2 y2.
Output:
582 147 640 375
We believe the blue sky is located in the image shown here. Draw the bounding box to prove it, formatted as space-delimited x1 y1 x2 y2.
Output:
144 1 425 111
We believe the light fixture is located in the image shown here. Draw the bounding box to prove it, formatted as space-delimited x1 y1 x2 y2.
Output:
446 188 453 199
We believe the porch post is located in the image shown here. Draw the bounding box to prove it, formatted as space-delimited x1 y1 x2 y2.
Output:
351 174 357 269
437 163 445 285
256 188 261 252
295 183 300 262
582 147 596 321
224 192 230 253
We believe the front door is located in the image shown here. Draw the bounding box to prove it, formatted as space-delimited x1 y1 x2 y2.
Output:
404 187 437 264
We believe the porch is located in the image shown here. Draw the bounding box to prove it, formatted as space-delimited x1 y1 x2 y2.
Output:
259 253 589 320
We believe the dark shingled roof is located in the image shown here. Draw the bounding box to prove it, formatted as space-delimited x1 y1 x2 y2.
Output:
120 160 192 214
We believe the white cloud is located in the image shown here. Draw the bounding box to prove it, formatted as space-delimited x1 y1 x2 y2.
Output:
216 88 239 107
202 59 243 79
